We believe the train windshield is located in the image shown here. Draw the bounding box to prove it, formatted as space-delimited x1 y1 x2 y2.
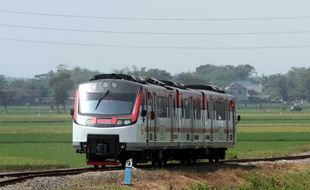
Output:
78 80 140 115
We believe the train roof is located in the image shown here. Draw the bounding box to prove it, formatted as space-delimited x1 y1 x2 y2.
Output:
185 85 225 94
89 73 227 94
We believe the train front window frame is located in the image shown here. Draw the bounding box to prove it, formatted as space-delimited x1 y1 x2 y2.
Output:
78 80 140 116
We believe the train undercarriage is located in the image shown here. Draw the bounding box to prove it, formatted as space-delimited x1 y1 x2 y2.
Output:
78 135 227 168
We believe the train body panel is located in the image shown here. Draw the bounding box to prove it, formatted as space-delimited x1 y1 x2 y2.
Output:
72 74 238 166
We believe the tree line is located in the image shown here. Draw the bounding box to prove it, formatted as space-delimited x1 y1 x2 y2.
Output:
0 64 309 112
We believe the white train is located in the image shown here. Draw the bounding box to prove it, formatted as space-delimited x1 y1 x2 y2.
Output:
72 74 239 167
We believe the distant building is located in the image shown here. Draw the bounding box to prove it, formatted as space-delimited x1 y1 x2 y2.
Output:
2 88 45 105
225 81 269 102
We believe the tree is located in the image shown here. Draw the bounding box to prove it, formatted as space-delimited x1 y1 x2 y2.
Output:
235 64 256 80
0 76 14 113
114 66 173 80
49 66 73 113
145 68 173 80
265 74 289 101
195 64 256 87
69 67 99 87
0 91 15 113
175 72 208 85
0 75 7 89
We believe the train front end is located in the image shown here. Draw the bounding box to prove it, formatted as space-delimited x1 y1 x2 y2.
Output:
72 78 143 166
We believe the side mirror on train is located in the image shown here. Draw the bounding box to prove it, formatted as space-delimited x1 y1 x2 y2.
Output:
141 110 147 117
237 115 241 122
70 108 74 117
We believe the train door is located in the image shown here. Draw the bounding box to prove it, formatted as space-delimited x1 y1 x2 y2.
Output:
232 101 236 144
225 100 229 141
146 91 157 144
153 94 158 142
189 97 194 141
209 99 214 141
169 94 176 141
229 100 236 144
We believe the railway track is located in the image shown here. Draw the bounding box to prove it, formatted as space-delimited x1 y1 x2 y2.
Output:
0 167 121 187
0 154 309 187
221 154 310 163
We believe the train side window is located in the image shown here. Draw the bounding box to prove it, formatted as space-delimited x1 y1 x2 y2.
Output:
156 97 160 116
181 99 184 118
206 102 210 119
167 97 170 118
215 102 226 120
165 97 168 117
158 96 168 118
193 99 196 119
228 108 231 121
173 99 176 117
184 99 190 119
196 99 201 120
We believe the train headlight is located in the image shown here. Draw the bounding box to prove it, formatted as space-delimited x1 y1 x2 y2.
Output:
123 120 131 125
85 119 93 126
116 119 131 125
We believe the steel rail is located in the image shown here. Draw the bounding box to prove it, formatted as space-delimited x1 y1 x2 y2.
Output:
222 154 310 163
0 167 121 187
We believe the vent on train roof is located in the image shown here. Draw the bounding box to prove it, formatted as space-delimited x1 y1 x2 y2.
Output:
90 73 146 84
185 84 225 94
144 77 165 87
160 80 187 89
90 73 199 90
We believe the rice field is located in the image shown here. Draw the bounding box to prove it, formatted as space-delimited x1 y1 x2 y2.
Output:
0 106 309 171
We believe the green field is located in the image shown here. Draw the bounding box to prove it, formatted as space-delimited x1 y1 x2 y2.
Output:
0 113 84 171
0 106 309 171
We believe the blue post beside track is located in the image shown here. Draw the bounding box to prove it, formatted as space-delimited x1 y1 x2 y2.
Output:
123 159 133 185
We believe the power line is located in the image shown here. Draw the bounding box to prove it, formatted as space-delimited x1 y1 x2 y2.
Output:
1 9 310 21
1 23 310 36
1 38 310 50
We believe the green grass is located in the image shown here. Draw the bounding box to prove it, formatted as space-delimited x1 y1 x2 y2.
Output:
191 183 210 190
0 112 78 171
237 132 310 141
0 143 84 171
0 113 71 122
239 170 310 190
238 126 310 133
227 141 310 159
0 106 72 114
0 134 71 143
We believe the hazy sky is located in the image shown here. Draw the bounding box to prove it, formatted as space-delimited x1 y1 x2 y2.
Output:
0 0 310 78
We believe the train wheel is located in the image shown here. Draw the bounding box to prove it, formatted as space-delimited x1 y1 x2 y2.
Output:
180 158 185 164
192 153 197 164
157 158 163 167
215 158 219 163
208 148 216 164
151 151 157 167
185 157 192 164
121 161 126 169
132 158 138 167
151 159 156 166
163 158 168 166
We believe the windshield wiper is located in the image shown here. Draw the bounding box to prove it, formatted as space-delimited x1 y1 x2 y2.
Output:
95 90 110 110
